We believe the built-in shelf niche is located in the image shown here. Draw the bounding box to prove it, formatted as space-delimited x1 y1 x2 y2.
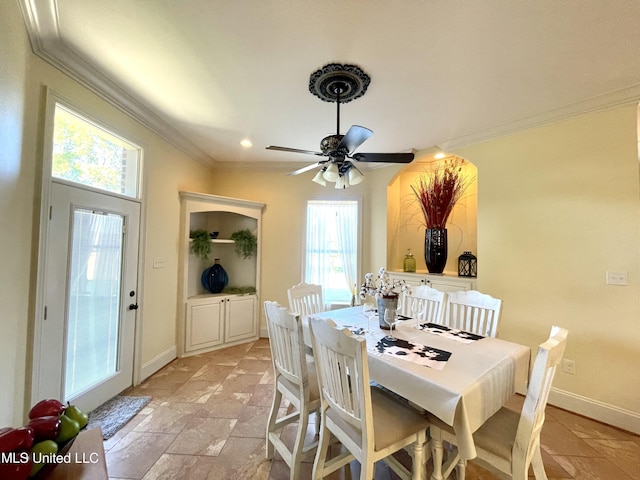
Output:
386 154 478 275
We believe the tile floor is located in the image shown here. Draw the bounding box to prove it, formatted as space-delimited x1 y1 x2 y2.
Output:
104 338 640 479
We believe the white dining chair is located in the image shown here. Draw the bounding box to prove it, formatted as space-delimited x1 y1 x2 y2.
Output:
444 289 502 337
400 285 446 323
428 325 569 480
309 316 429 480
264 301 321 480
287 282 325 317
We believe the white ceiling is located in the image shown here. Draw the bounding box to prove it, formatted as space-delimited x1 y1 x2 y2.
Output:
20 1 640 171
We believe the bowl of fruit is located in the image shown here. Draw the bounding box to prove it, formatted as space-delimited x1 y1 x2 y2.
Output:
0 398 89 479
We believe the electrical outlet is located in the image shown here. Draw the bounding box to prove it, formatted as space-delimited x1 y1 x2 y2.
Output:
562 359 576 375
153 257 166 269
606 271 628 285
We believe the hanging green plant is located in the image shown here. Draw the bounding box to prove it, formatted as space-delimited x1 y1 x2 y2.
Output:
189 229 212 260
230 229 257 259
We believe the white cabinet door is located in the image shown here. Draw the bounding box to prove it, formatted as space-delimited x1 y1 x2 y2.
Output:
186 297 224 352
225 295 258 343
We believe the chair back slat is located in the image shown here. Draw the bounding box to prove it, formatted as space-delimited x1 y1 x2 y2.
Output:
401 285 446 323
288 282 325 317
444 290 502 337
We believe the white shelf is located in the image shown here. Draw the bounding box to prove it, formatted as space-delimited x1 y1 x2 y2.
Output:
189 238 235 244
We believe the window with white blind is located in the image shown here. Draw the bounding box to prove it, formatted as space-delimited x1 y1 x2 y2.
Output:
305 200 360 307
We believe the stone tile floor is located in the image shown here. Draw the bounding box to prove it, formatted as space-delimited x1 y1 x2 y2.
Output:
104 339 640 479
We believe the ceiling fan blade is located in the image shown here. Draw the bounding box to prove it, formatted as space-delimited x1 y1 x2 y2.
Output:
287 162 323 176
351 152 415 163
267 145 325 157
337 125 373 154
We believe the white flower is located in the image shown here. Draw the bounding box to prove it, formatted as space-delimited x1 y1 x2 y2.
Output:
359 267 411 299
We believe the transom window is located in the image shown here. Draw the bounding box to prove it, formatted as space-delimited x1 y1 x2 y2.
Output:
305 200 360 307
52 103 141 198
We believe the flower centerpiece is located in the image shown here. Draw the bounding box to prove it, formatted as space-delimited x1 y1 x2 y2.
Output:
410 158 473 274
359 267 409 299
360 268 410 329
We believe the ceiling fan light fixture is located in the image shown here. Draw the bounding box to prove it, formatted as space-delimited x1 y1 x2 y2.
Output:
323 162 340 182
312 169 327 186
348 166 364 185
335 175 348 189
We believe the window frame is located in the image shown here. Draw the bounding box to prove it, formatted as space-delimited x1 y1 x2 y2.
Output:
303 196 362 307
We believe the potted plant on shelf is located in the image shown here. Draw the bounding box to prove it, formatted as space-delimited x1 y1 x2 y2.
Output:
410 158 473 274
230 229 257 259
189 229 212 260
359 267 410 329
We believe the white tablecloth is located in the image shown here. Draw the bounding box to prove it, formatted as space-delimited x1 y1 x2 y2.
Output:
310 307 530 459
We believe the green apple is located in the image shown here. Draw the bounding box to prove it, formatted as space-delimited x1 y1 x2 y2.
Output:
55 414 79 443
64 403 88 429
29 439 58 477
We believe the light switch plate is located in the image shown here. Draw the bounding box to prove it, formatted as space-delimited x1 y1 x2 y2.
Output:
606 271 627 285
153 257 166 269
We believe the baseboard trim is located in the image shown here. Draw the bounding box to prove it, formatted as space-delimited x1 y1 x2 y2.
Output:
549 387 640 435
259 326 269 338
140 345 177 382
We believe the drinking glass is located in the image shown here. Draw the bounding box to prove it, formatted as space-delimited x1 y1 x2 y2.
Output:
362 302 376 333
383 309 397 341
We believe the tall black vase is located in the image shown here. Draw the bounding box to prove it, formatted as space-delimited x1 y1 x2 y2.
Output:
424 228 448 274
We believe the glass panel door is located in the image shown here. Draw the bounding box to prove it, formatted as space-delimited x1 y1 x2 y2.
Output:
65 208 124 398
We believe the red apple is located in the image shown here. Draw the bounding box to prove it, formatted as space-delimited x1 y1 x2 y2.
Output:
28 399 65 419
0 427 34 453
0 454 32 480
27 416 61 442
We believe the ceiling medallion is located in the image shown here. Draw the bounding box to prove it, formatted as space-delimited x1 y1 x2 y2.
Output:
308 63 371 103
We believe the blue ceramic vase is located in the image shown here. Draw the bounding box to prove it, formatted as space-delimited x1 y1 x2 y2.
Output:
201 258 228 293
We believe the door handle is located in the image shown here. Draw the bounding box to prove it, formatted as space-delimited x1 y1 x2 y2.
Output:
128 303 139 310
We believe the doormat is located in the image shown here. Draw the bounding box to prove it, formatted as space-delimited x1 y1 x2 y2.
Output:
86 395 151 439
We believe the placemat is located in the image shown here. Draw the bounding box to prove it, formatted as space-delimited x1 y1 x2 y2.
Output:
374 337 451 370
417 322 484 343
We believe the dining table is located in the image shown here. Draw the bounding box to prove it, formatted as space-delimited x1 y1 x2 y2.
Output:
309 306 531 478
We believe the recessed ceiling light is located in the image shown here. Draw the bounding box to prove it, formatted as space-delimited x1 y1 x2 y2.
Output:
434 152 446 159
240 139 252 148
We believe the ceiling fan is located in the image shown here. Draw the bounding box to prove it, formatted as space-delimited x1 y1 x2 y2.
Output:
266 63 414 188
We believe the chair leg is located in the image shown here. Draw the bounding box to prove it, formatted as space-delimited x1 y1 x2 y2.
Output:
266 387 283 459
359 458 375 480
411 432 427 480
430 436 444 480
455 458 466 480
289 403 311 480
312 416 332 480
531 444 549 480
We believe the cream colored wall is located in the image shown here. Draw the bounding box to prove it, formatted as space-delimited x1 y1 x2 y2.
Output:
208 165 403 331
0 1 217 423
454 105 640 416
0 0 34 426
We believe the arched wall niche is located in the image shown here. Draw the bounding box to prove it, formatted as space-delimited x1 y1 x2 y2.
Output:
386 149 478 275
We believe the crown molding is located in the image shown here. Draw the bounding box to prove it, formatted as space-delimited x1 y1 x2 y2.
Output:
18 0 216 168
19 1 640 170
438 83 640 151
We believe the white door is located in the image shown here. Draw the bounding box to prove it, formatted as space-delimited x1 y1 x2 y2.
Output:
37 182 140 412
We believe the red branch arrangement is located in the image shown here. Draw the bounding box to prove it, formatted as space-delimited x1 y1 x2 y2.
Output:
410 159 473 229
